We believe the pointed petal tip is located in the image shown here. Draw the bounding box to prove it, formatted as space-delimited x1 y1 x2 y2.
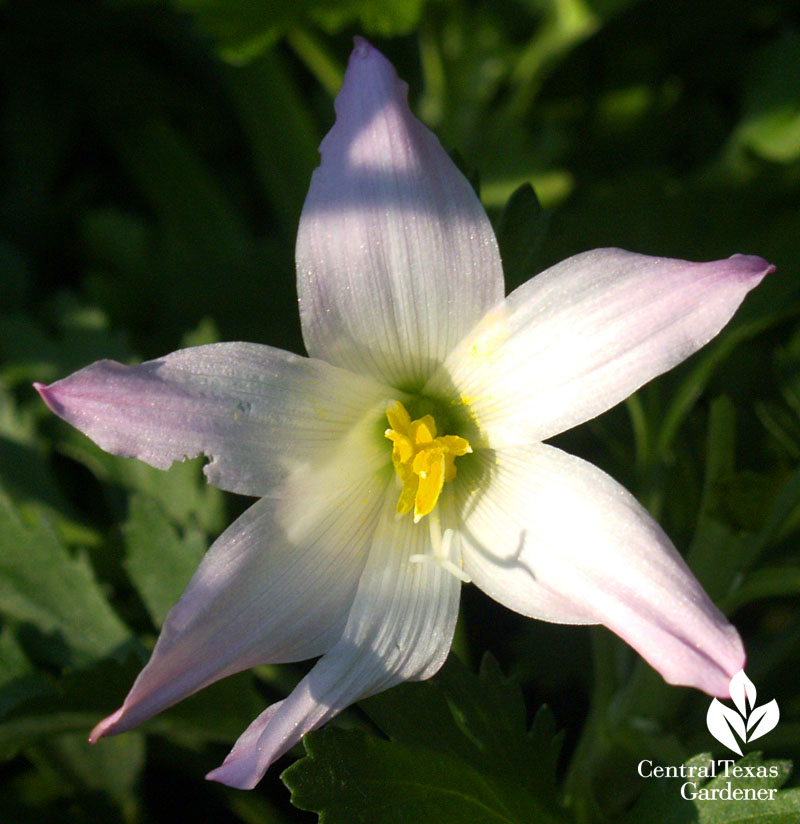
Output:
88 706 125 744
351 35 373 59
727 253 775 284
33 381 59 414
205 760 260 791
340 36 400 100
348 36 391 72
301 36 504 383
34 379 74 419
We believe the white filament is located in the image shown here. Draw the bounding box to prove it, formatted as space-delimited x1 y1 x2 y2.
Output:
409 517 471 583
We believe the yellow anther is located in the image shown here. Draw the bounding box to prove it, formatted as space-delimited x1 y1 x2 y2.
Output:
384 400 472 523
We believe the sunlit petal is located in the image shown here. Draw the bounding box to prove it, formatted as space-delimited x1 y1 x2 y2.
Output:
458 444 744 696
296 38 503 388
90 467 389 741
206 492 461 789
35 342 391 497
430 249 773 446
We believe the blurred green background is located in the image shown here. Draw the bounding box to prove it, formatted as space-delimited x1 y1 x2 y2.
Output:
1 0 800 821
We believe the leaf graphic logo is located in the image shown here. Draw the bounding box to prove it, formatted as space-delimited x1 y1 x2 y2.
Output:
706 670 780 755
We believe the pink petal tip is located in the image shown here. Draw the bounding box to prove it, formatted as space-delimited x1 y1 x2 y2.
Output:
33 381 60 414
88 707 125 744
727 254 775 284
345 35 395 85
205 761 259 791
351 35 372 58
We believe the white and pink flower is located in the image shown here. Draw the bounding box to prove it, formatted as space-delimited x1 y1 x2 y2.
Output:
36 38 771 789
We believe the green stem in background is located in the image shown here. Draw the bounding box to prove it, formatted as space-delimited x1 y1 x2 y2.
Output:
506 0 598 118
625 393 650 473
743 463 800 564
226 792 295 824
632 305 797 529
563 628 618 823
450 611 474 670
654 314 789 464
417 25 447 128
0 712 101 753
612 658 684 728
624 386 667 520
286 28 343 98
723 566 800 612
253 662 305 697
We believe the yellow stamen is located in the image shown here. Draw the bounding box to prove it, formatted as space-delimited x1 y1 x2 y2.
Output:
384 400 472 522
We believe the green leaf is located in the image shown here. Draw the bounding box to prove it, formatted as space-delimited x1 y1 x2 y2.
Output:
169 0 428 64
688 400 800 606
0 238 30 310
0 494 130 667
114 118 250 263
365 656 562 786
226 792 298 824
310 0 425 37
0 386 102 553
0 653 144 760
725 566 800 612
734 32 800 164
495 183 550 290
758 325 800 460
284 655 569 823
25 731 145 819
122 494 206 627
624 752 800 824
223 50 320 237
103 115 298 349
142 671 268 750
654 312 787 463
285 727 541 824
0 299 130 389
0 649 262 764
1 652 145 814
449 149 481 197
60 436 225 535
0 386 66 514
81 209 150 276
0 628 51 721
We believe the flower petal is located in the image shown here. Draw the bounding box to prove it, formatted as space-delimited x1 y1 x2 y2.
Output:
206 492 461 789
457 444 744 697
430 249 773 445
296 38 504 388
90 466 389 741
36 342 391 497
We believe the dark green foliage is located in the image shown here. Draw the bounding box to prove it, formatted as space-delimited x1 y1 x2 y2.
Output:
495 183 550 290
284 656 569 823
1 0 799 821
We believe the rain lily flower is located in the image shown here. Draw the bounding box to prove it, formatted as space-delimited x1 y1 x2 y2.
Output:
36 38 772 790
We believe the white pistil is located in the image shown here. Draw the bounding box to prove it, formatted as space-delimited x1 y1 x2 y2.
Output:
409 517 472 583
